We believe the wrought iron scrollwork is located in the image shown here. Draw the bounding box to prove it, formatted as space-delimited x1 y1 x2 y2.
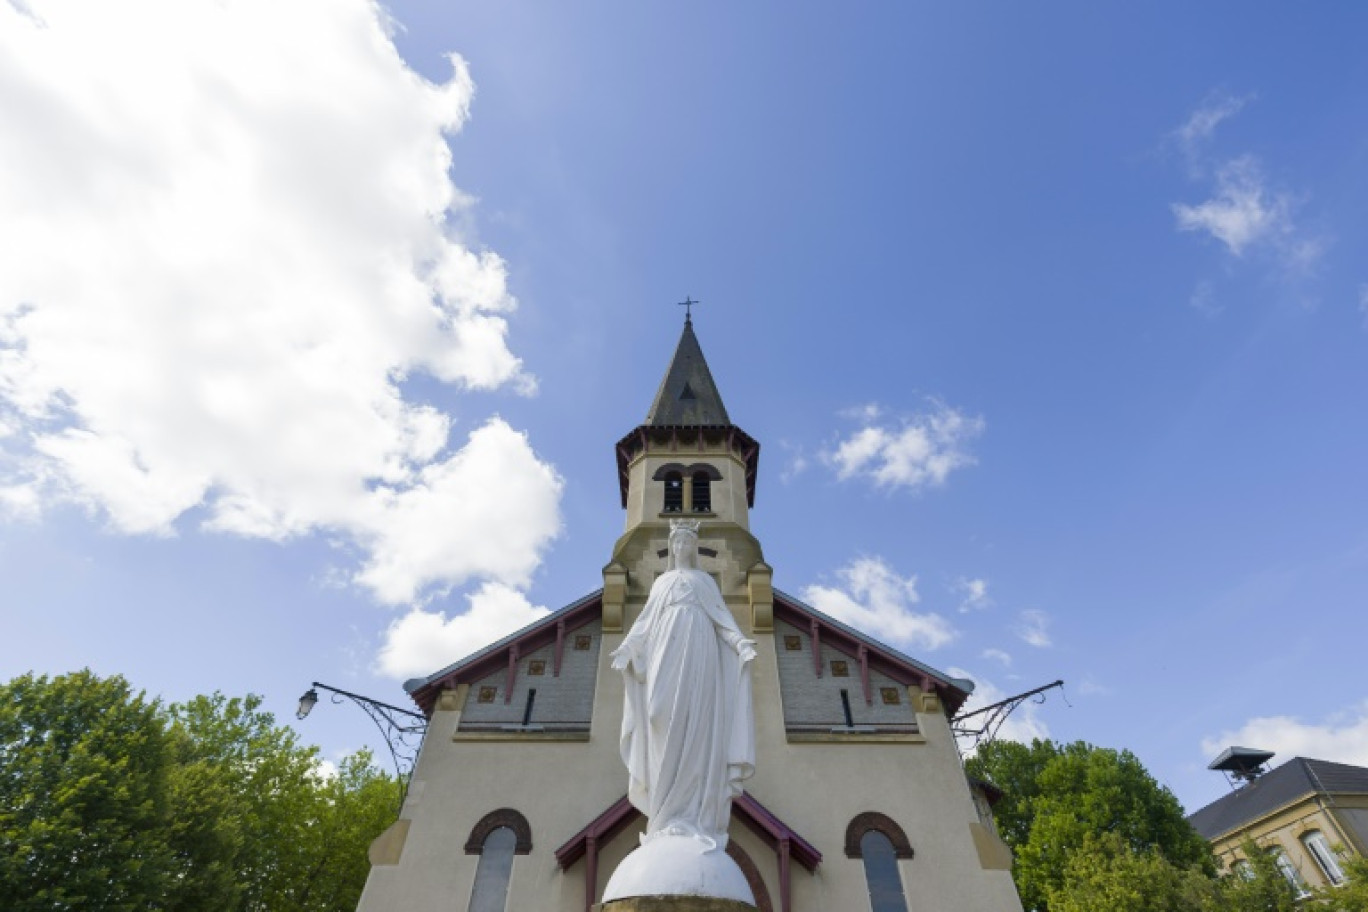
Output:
299 681 427 815
951 679 1065 752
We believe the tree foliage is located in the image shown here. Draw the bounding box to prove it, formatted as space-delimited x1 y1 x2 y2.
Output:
968 738 1214 911
0 670 400 911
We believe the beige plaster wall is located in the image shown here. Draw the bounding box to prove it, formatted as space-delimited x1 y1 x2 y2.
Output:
358 442 1021 912
1211 795 1365 890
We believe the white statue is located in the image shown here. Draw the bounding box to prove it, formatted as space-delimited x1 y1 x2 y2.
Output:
610 519 757 851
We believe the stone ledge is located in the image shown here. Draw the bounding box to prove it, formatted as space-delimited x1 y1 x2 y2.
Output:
595 898 757 912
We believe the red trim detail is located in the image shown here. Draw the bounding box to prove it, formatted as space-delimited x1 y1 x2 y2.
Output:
810 619 822 678
774 593 970 716
555 792 821 912
858 645 871 706
505 644 519 704
554 619 566 677
407 593 602 716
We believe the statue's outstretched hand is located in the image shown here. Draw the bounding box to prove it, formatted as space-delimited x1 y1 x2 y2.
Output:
736 639 758 664
609 647 631 672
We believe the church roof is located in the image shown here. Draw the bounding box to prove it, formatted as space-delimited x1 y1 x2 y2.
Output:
773 589 975 715
403 590 603 715
1186 757 1368 839
401 584 974 719
644 317 731 427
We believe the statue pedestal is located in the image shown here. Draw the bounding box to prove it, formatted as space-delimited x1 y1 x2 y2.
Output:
595 899 756 912
601 835 755 909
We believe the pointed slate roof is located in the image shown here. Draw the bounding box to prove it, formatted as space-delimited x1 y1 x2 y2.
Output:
644 317 731 426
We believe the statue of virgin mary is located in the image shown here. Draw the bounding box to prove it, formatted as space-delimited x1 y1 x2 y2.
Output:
610 519 757 850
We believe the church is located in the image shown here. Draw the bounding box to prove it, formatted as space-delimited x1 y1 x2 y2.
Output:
356 317 1024 912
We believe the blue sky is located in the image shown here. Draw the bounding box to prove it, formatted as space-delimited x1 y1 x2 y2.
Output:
3 1 1367 811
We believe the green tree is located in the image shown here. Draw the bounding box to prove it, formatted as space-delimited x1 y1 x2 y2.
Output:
1319 855 1368 911
0 670 176 911
165 692 401 912
1048 834 1221 912
1214 840 1298 912
0 670 400 912
967 739 1214 912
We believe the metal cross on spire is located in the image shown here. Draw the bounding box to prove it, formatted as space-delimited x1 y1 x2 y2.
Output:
677 296 699 322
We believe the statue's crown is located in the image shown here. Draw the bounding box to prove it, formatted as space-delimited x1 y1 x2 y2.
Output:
669 518 702 538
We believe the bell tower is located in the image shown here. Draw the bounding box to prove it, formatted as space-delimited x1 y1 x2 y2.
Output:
602 315 772 636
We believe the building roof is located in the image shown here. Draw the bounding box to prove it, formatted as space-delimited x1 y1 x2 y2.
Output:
644 317 731 426
1187 757 1368 839
401 585 974 718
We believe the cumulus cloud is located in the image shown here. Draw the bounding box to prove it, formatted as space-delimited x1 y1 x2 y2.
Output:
950 667 1050 753
1173 156 1290 257
1201 701 1368 771
953 577 993 613
981 648 1012 667
378 582 550 680
1168 97 1323 278
0 0 561 603
1015 609 1051 647
802 556 955 651
824 400 984 492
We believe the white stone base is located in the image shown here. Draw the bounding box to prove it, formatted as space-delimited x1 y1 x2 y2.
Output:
602 835 755 905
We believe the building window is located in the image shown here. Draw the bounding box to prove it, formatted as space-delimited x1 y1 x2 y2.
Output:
477 686 497 704
880 687 902 705
663 472 683 513
784 635 802 651
467 826 516 912
691 471 712 513
1302 830 1346 886
1231 859 1254 881
845 813 914 912
1272 848 1310 898
463 809 532 912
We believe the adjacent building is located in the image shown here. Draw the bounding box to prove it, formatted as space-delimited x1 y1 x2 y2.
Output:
355 317 1023 912
1188 746 1368 896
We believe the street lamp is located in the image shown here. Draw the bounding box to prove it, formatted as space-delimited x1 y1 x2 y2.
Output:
295 680 428 815
296 687 319 720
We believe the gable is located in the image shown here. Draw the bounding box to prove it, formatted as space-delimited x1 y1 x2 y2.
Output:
772 590 973 716
405 590 602 716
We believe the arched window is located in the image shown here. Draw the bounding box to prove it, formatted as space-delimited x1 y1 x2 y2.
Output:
1301 830 1346 886
846 812 914 912
663 471 683 513
1271 848 1310 898
464 809 532 912
691 471 712 513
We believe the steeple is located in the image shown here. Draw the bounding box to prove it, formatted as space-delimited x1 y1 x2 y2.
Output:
604 309 771 636
644 317 731 427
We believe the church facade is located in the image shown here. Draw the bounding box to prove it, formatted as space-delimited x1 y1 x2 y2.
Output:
356 319 1023 912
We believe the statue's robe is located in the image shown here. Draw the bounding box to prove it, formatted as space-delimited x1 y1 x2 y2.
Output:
614 567 755 847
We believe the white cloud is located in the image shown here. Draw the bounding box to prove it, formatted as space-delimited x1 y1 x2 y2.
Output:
981 648 1012 667
378 582 550 679
1015 609 1051 648
824 400 984 492
1172 91 1252 166
801 556 956 651
0 0 562 603
950 667 1050 753
953 576 993 613
1201 701 1368 771
1173 156 1289 257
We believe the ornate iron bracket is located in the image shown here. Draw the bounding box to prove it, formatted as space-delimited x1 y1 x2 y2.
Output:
951 679 1065 752
298 681 428 815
